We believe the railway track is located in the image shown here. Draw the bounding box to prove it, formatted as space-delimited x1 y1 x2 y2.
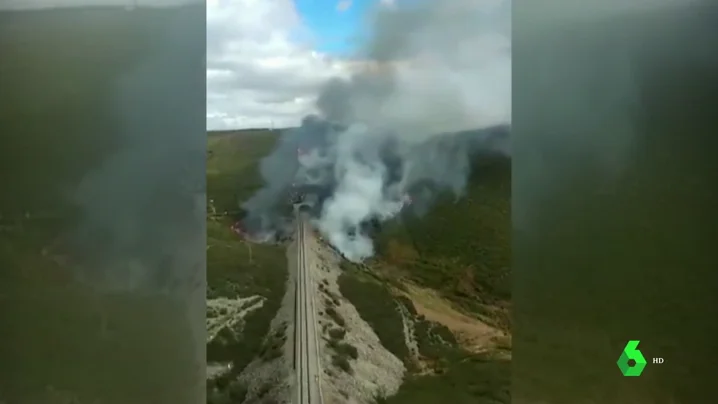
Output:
294 213 323 404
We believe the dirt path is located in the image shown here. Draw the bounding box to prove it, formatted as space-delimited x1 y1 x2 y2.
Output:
206 295 265 343
401 283 506 353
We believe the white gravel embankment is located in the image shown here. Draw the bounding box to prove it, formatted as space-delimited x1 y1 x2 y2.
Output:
305 232 405 404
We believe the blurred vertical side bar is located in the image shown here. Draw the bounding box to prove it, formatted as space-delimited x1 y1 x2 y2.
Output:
513 1 718 403
0 1 206 403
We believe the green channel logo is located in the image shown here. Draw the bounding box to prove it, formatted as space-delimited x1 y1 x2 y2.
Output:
617 340 647 376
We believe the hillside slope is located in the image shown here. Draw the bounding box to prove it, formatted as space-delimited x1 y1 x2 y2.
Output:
206 130 290 404
341 152 511 404
210 129 511 403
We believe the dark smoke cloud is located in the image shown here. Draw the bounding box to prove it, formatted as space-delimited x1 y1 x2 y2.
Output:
242 0 511 261
61 9 205 392
68 7 205 296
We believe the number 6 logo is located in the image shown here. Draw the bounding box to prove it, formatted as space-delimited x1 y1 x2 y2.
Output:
617 340 647 376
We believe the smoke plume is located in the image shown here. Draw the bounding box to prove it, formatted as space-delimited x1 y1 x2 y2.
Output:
69 6 205 295
242 0 511 261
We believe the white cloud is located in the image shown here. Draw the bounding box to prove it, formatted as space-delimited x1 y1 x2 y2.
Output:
207 0 351 130
336 0 352 12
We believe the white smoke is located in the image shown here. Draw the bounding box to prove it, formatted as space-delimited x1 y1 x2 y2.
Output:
242 0 511 261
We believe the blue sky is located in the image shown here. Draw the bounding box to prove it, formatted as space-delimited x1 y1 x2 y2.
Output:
294 0 378 57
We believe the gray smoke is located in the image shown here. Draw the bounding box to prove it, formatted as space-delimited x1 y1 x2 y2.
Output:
68 7 205 295
242 0 511 261
46 8 206 402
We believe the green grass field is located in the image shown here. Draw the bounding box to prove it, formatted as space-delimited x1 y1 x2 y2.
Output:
376 153 511 328
206 130 280 216
0 7 201 404
205 130 288 403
